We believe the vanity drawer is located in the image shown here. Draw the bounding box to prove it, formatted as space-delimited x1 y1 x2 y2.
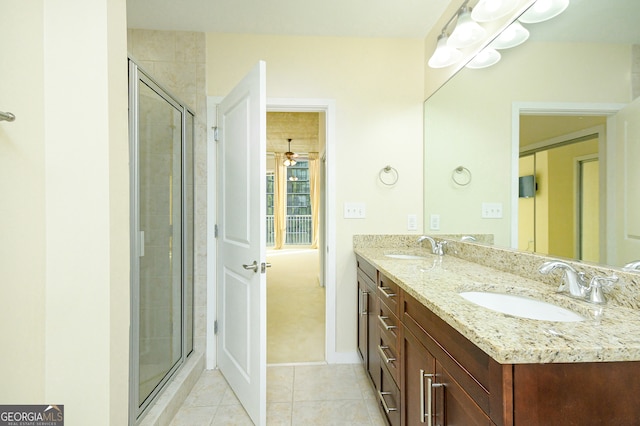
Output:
377 320 400 386
378 273 399 315
356 255 377 283
377 358 401 426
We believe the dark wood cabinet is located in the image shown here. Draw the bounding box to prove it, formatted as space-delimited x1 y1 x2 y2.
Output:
402 321 491 426
356 256 379 389
357 254 640 426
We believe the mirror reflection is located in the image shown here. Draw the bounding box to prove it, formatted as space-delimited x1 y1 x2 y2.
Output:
424 0 640 268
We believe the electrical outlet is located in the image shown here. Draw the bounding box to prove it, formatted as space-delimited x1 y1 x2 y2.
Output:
407 214 417 231
430 214 440 230
481 202 503 219
344 202 366 219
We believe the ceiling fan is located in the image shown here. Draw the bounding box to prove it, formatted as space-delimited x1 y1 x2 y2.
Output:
283 139 298 166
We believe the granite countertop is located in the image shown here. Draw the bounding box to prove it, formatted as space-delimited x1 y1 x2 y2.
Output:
355 247 640 364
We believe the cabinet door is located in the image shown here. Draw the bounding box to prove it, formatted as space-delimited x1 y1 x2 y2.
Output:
403 327 437 426
357 271 370 365
437 361 492 426
357 269 380 389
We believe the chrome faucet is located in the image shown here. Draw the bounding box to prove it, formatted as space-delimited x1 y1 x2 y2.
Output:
587 275 619 304
538 261 589 299
461 235 477 242
623 260 640 272
417 235 446 255
539 261 619 304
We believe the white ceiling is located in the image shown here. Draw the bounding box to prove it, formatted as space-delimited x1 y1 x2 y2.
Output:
126 0 451 38
126 0 640 43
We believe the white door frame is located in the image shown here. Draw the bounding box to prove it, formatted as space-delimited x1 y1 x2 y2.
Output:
207 97 339 368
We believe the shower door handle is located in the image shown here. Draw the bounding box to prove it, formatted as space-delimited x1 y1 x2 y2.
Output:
243 261 259 273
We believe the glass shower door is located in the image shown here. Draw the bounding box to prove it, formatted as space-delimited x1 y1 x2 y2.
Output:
136 79 183 408
129 59 195 424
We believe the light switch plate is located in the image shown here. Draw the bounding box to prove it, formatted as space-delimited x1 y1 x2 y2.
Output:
481 202 503 219
344 202 366 219
407 214 417 231
430 214 440 230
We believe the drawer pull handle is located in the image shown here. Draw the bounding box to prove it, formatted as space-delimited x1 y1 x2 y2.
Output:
378 345 397 364
378 315 397 330
420 370 443 425
380 286 397 298
358 288 369 316
378 391 398 414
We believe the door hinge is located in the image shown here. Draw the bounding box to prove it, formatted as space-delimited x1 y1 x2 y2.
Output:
214 320 218 335
212 126 219 142
214 224 218 238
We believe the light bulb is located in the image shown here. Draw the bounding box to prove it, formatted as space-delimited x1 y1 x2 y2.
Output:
466 48 501 69
428 34 463 68
519 0 569 24
448 7 486 48
491 21 529 49
472 0 517 22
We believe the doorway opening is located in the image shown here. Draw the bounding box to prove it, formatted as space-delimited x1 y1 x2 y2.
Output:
266 111 326 364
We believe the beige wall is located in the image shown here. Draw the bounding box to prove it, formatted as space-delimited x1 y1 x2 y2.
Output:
127 29 209 353
547 139 599 258
0 0 130 424
206 33 425 354
424 42 631 247
517 156 535 251
0 0 46 404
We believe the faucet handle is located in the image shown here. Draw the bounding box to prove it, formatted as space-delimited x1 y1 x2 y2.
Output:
588 275 619 304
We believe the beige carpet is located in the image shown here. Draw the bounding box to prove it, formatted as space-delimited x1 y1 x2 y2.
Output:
266 249 325 364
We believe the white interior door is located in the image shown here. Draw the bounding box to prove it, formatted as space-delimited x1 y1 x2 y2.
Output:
610 97 640 266
217 61 267 425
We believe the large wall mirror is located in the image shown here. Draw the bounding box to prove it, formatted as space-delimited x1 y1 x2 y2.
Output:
424 0 640 268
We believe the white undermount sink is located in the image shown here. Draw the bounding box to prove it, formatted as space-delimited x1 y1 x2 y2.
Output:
459 291 585 322
384 253 428 260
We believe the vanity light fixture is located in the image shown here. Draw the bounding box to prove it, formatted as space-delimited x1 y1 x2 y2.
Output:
490 21 530 49
447 6 487 48
428 32 463 68
471 0 518 22
466 47 501 69
519 0 570 24
283 139 297 167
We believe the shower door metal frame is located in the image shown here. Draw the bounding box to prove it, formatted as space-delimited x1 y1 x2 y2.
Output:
128 59 195 425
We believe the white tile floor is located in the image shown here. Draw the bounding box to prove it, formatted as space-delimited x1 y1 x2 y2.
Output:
170 364 386 425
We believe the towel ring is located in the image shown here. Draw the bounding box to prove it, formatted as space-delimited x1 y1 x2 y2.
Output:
452 166 472 186
379 165 399 186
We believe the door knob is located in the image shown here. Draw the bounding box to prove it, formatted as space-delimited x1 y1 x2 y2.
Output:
242 261 258 272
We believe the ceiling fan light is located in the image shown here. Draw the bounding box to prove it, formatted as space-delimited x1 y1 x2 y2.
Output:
428 33 463 68
448 7 486 48
471 0 518 22
466 48 501 69
491 21 530 49
519 0 570 24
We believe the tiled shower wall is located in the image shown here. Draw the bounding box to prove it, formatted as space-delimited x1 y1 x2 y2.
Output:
128 29 208 352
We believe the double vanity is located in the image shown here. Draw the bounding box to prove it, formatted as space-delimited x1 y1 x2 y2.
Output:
355 235 640 425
